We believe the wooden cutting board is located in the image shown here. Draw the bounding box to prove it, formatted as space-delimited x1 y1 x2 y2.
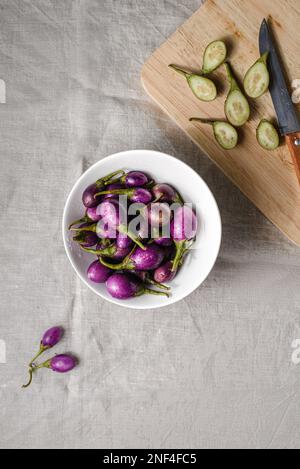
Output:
141 0 300 245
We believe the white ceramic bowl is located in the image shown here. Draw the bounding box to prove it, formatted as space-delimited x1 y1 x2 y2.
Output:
62 150 221 309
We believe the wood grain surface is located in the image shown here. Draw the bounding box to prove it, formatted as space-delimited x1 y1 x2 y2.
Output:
141 0 300 245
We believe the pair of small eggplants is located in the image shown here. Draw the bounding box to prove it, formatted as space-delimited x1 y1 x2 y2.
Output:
169 40 279 152
22 327 76 388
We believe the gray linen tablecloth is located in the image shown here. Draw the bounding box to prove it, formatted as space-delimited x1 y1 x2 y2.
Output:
1 0 300 449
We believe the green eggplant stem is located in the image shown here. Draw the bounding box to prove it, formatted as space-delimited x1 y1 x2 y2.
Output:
224 62 231 80
171 241 186 272
80 245 115 256
22 366 34 388
224 62 239 91
144 288 169 297
80 246 100 254
152 194 163 204
28 344 49 367
22 344 50 389
189 117 214 125
99 257 132 271
94 188 133 197
69 224 96 232
126 234 145 250
168 64 190 78
99 170 125 186
147 278 170 291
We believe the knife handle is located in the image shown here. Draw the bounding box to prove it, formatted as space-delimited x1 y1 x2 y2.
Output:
285 133 300 185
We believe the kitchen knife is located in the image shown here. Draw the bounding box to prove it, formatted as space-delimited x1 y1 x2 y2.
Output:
259 18 300 184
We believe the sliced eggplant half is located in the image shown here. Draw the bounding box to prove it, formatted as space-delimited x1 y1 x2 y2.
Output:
224 62 250 127
169 64 217 102
243 52 269 98
190 118 238 150
202 40 227 74
256 119 279 150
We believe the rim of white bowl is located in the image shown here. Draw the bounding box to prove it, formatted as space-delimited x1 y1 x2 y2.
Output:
62 149 222 309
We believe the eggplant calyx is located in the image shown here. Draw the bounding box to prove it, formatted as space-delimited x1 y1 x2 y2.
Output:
68 215 89 230
73 232 89 243
168 64 191 78
146 278 170 291
69 223 97 233
152 194 163 204
224 62 240 93
28 343 50 367
80 244 117 257
99 256 134 271
171 239 193 272
145 179 155 189
96 170 125 187
189 117 214 125
94 188 134 198
260 51 269 65
35 359 52 369
143 287 170 297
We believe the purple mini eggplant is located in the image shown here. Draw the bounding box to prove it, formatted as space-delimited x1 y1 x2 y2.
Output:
23 353 77 388
154 260 177 283
100 244 165 272
151 227 172 246
153 235 173 246
143 202 172 227
73 223 98 247
82 170 125 208
41 327 64 349
97 223 118 239
113 171 149 187
30 326 64 364
97 198 121 221
87 260 112 283
46 354 77 373
116 232 133 249
152 183 183 204
135 271 170 291
106 273 169 299
86 206 102 222
95 187 153 204
82 183 103 208
124 244 165 270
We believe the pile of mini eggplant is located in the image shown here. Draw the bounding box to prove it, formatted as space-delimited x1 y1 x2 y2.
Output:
69 170 197 300
169 40 279 151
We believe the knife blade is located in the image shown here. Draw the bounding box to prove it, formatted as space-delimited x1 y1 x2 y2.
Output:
259 18 300 136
